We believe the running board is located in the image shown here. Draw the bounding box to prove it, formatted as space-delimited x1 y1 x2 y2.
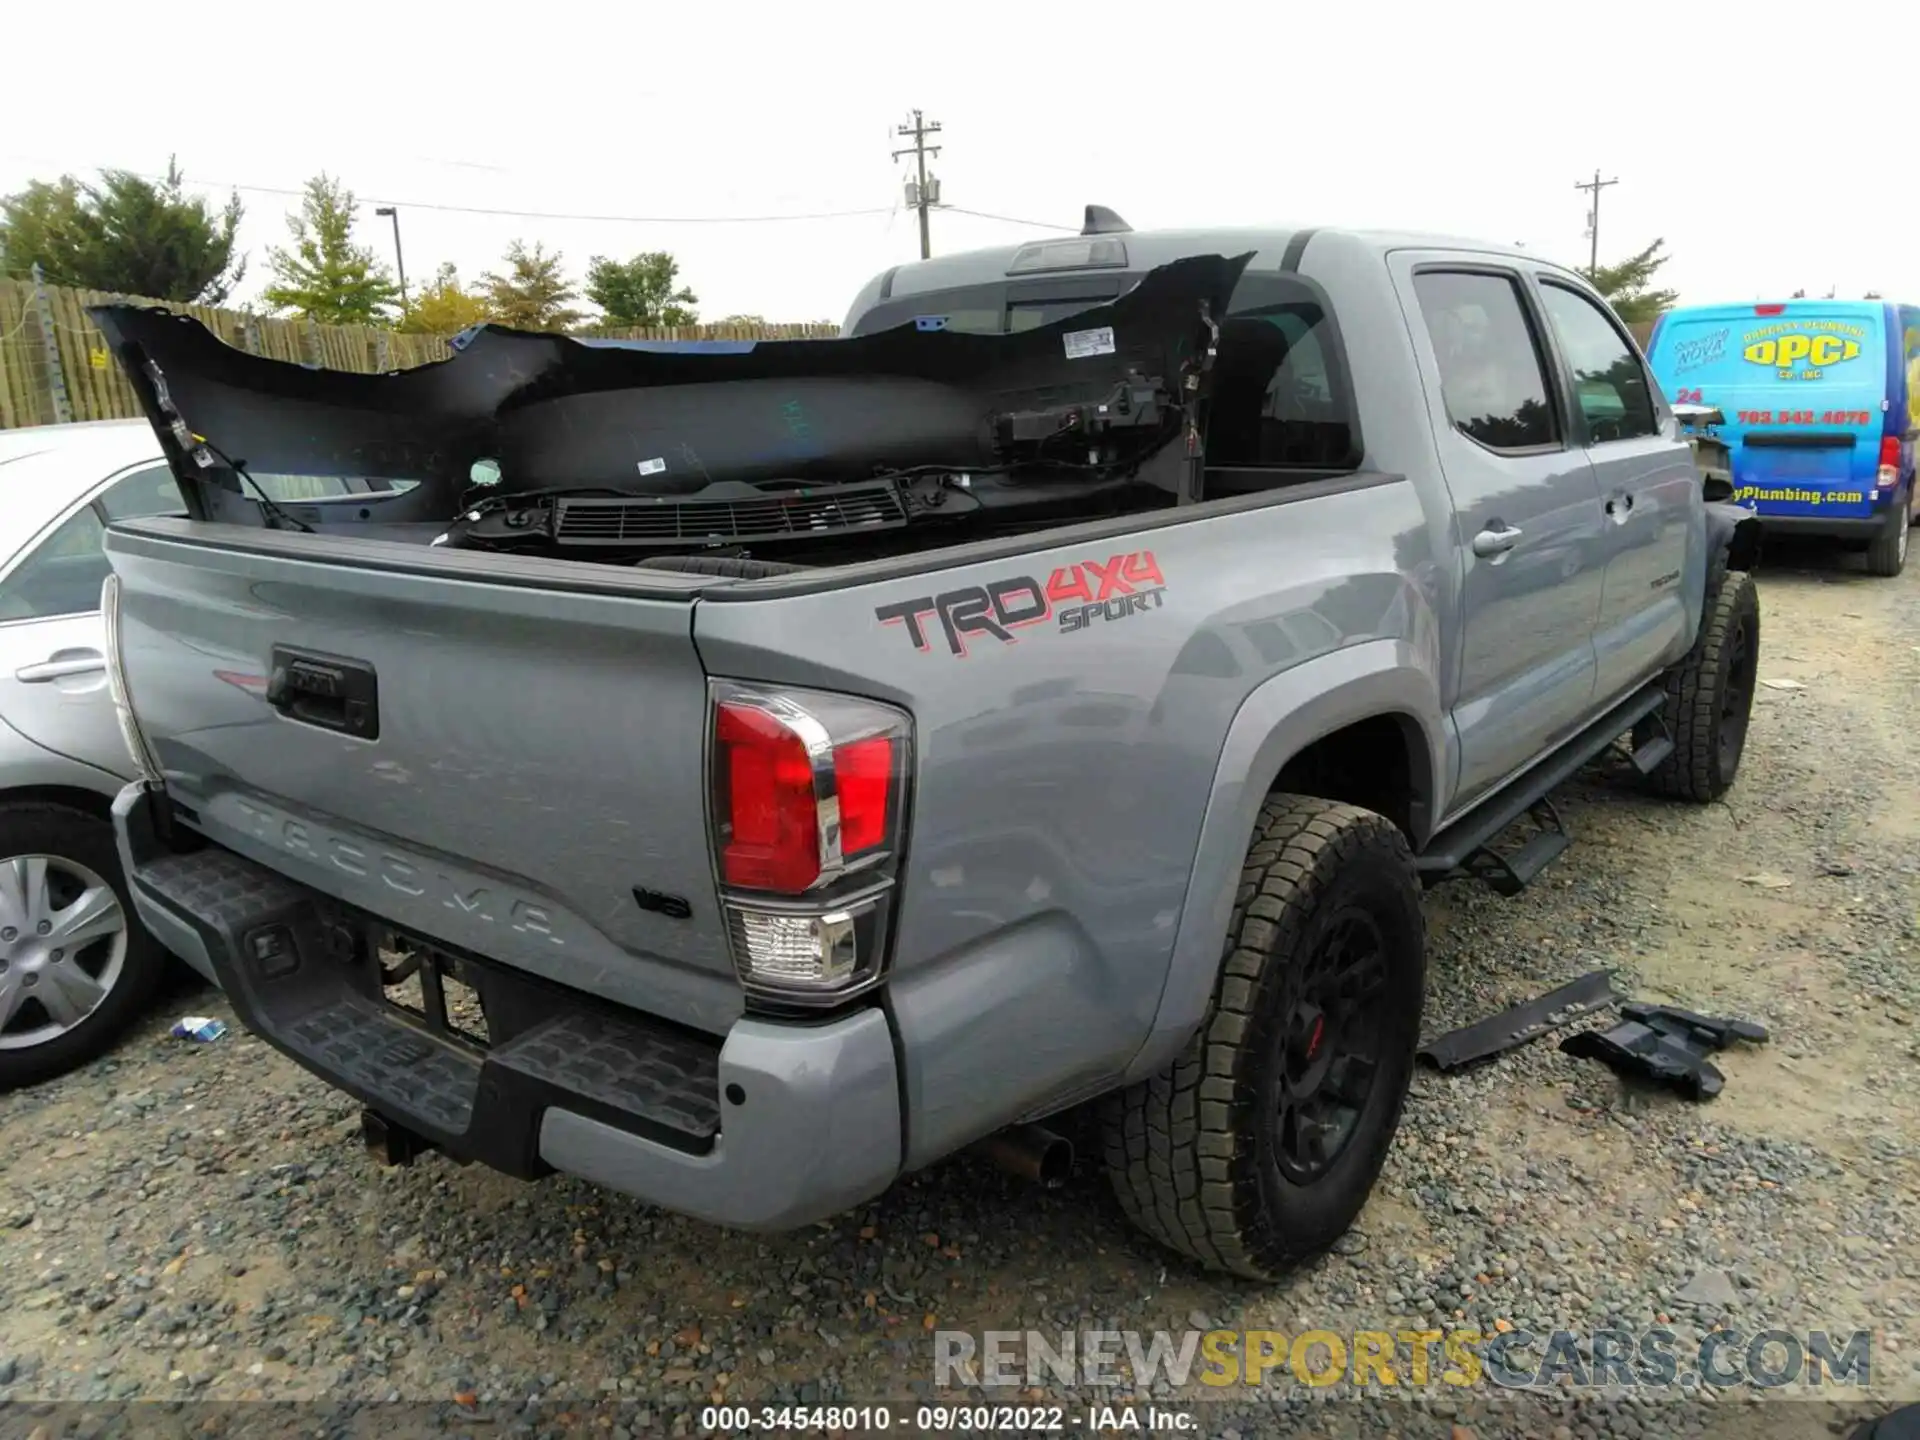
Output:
1419 684 1666 892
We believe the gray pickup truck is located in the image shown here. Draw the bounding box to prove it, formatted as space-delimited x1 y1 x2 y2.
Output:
90 214 1761 1279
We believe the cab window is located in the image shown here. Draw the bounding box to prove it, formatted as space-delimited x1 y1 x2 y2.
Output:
1538 282 1658 443
1413 270 1560 452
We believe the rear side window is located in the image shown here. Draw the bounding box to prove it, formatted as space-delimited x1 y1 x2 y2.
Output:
1207 279 1357 470
0 506 108 621
1 463 185 622
96 463 186 520
1414 271 1558 451
1539 283 1657 442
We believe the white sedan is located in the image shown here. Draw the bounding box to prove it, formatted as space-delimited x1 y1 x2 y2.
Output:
0 419 391 1087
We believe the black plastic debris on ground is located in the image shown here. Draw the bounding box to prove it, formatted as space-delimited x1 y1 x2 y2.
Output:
1558 1002 1768 1100
1416 970 1618 1073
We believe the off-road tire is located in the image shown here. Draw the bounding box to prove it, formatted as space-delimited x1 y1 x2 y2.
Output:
1100 796 1424 1279
1865 490 1909 577
1645 567 1759 803
0 803 168 1090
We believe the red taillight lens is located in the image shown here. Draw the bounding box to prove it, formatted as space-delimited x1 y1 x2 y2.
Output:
716 701 822 892
712 688 909 896
710 683 912 1000
1754 304 1786 316
834 736 895 857
1880 435 1902 472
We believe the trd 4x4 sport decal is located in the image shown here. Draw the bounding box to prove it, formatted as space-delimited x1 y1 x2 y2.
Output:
875 550 1167 657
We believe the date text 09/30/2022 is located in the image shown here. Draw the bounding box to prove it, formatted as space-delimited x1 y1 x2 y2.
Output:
698 1404 1194 1432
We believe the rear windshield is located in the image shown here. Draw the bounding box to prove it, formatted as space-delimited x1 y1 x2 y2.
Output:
848 272 1360 471
1653 306 1885 406
848 281 1130 338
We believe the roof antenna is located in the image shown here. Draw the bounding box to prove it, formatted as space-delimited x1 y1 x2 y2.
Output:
1082 205 1132 236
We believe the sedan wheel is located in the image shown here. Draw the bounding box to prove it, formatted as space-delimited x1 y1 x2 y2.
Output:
0 853 130 1051
0 803 169 1089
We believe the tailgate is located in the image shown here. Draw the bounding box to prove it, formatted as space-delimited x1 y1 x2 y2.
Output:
105 521 741 1032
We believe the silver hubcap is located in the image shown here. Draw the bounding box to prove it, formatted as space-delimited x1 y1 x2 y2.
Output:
0 855 127 1050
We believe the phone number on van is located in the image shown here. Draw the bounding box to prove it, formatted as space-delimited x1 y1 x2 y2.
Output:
1735 410 1875 426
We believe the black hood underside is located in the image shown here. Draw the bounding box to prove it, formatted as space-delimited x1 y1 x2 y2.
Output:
91 253 1253 520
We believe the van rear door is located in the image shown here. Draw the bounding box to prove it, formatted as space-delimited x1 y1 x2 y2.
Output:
1648 303 1889 520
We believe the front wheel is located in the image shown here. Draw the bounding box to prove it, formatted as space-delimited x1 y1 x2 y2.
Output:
1100 796 1424 1279
0 803 168 1090
1645 568 1760 803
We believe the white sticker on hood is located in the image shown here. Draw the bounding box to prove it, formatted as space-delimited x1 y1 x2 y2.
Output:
637 457 668 476
1063 326 1116 360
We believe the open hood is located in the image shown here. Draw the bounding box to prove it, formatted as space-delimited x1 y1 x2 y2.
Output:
91 253 1252 526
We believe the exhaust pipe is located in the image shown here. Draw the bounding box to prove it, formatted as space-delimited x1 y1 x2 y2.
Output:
977 1123 1073 1188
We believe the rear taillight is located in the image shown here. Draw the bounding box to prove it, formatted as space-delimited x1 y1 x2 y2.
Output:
709 681 911 1003
101 574 163 785
1879 434 1902 490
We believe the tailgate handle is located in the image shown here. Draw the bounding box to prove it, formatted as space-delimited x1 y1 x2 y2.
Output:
266 647 380 741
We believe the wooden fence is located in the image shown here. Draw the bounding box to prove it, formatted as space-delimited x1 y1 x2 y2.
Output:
0 274 841 431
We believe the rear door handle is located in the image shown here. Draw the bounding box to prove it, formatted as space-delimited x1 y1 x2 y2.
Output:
15 651 107 683
1471 523 1524 558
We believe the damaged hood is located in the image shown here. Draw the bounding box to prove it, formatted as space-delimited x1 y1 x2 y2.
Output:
91 253 1253 507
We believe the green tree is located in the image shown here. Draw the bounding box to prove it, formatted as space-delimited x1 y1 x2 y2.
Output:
0 160 245 302
480 240 583 330
261 174 400 324
584 251 698 327
0 178 87 284
398 263 492 334
1588 238 1679 326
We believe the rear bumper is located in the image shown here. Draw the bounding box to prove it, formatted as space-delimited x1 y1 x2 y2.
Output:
1750 513 1889 539
111 783 901 1230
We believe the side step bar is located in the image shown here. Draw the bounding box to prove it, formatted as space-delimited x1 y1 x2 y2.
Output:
1418 683 1666 893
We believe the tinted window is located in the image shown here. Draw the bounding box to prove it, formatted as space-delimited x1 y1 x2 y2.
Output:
1207 291 1356 470
1 464 197 622
1414 271 1558 450
0 506 109 621
849 282 1127 336
1540 283 1658 442
97 463 186 520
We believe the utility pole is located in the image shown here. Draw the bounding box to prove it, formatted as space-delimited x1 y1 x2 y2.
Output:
892 110 942 260
374 205 408 310
1573 170 1618 276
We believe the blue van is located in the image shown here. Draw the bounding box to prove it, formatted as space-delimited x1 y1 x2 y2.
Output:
1646 299 1920 576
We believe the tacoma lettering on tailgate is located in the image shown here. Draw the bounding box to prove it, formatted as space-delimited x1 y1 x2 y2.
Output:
875 550 1167 657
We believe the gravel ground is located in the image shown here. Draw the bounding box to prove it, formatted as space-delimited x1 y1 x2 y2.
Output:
3 544 1917 1437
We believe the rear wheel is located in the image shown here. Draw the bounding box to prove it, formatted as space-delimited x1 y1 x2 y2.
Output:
0 804 167 1090
1646 568 1759 803
1866 491 1909 577
1100 796 1424 1279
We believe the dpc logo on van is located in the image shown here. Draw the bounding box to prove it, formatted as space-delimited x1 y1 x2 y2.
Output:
1741 321 1867 380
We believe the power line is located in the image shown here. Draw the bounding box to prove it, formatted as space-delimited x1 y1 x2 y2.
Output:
2 151 1079 241
943 206 1079 233
1574 169 1618 276
891 111 942 260
0 156 895 225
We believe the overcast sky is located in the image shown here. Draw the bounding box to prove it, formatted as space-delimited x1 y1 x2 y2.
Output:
6 0 1912 325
